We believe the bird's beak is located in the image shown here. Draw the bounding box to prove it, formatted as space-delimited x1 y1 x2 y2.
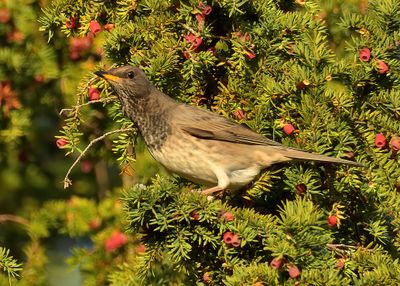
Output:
94 70 121 82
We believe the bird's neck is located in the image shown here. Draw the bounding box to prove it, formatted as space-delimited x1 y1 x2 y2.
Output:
122 87 176 150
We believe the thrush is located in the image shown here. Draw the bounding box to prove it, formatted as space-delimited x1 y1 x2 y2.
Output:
95 65 363 195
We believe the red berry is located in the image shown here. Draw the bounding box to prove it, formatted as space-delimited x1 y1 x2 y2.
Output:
88 86 100 101
336 258 345 270
296 81 306 90
283 123 295 135
345 151 355 159
223 231 234 244
89 20 101 35
7 30 24 44
235 31 250 42
104 23 115 31
295 183 307 194
88 217 101 230
327 215 337 227
390 136 400 152
0 8 11 24
246 51 256 60
288 264 301 278
190 211 200 221
359 48 371 62
374 133 387 148
66 17 77 29
222 211 235 222
69 36 93 60
104 231 128 252
270 258 283 269
185 33 202 50
34 74 45 84
56 138 68 148
69 50 80 60
136 244 146 253
234 108 245 120
202 5 212 15
377 60 389 74
81 160 93 173
203 272 211 282
183 51 191 59
196 13 205 25
231 234 241 248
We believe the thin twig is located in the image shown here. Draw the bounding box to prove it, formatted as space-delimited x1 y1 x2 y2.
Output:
326 243 371 256
59 97 117 116
63 127 135 189
0 214 29 226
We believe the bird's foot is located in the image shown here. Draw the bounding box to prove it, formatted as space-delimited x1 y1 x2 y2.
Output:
200 186 224 197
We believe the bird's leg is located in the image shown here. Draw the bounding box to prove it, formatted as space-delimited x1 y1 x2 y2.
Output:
200 169 229 196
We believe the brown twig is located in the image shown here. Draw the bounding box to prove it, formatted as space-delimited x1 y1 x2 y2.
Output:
0 214 29 226
326 243 371 255
59 96 117 116
63 127 135 189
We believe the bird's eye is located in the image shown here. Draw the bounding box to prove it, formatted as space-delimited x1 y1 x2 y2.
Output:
127 71 135 79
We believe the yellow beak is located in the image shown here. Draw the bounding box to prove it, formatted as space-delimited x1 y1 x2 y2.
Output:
94 71 121 82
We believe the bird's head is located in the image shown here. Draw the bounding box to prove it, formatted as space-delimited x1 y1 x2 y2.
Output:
95 65 151 99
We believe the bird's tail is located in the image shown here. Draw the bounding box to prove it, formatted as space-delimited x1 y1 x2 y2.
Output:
274 147 364 167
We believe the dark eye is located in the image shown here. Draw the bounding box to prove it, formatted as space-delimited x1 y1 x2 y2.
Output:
127 71 135 79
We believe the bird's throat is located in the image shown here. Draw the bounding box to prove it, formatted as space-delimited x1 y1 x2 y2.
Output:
120 90 173 151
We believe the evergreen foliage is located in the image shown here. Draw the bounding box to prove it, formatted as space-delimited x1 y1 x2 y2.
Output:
1 0 399 285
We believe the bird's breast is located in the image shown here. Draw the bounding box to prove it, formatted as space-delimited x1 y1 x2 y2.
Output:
146 130 266 189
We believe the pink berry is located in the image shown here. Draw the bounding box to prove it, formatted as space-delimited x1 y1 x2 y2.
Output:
359 48 371 62
196 13 205 25
231 234 241 248
88 86 100 101
88 217 101 230
246 51 256 60
374 133 387 148
104 231 128 252
89 20 101 35
288 264 301 278
34 74 45 84
377 60 389 74
202 5 212 15
185 33 203 50
69 36 93 60
390 136 400 152
270 258 283 269
81 160 93 173
223 231 234 244
0 8 11 24
283 123 295 135
56 138 68 148
222 211 235 222
203 272 211 282
104 23 115 31
136 244 146 253
327 215 337 227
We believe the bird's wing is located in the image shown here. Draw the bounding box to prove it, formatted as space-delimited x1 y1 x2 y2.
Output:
172 104 364 167
172 104 283 147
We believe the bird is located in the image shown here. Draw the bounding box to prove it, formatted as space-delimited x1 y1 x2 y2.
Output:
95 65 363 196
